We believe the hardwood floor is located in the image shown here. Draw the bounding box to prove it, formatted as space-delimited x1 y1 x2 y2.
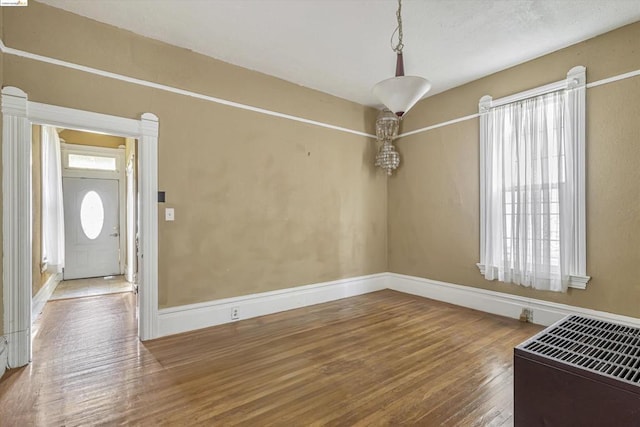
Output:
50 275 132 300
0 290 541 426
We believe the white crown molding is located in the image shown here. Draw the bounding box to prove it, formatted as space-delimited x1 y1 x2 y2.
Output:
586 68 640 89
0 40 375 140
1 39 637 142
399 113 481 139
31 273 62 327
398 66 639 139
158 273 388 337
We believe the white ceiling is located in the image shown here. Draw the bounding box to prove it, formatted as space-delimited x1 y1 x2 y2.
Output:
39 0 640 108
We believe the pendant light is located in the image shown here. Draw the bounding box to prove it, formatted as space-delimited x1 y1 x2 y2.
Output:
375 108 401 175
372 0 431 117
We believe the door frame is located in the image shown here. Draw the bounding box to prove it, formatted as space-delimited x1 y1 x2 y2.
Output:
61 142 127 276
2 86 159 368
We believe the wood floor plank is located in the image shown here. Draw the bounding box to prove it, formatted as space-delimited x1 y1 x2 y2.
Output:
0 290 541 425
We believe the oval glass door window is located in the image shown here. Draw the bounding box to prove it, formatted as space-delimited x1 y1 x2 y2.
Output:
80 191 105 239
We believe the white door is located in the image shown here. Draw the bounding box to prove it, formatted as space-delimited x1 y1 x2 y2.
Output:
63 177 120 280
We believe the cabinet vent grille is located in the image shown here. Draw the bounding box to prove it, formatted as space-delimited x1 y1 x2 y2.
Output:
521 315 640 385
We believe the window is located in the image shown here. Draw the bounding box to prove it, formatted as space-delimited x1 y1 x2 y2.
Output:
68 153 117 171
478 66 589 292
80 191 105 240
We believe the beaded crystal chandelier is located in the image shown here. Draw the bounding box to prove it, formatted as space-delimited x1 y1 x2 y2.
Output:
374 109 401 175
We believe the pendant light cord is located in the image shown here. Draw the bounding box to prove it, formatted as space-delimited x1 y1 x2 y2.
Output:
390 0 404 53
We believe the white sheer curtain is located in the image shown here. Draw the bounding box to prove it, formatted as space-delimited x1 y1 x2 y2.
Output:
481 91 575 292
41 126 65 273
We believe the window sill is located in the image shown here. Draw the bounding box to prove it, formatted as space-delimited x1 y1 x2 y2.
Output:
476 263 590 290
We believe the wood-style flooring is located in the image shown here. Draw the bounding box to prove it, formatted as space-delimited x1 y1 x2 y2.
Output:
50 275 132 300
0 290 541 426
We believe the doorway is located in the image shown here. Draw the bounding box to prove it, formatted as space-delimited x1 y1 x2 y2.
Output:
36 131 136 303
63 177 121 280
55 136 131 295
2 86 160 369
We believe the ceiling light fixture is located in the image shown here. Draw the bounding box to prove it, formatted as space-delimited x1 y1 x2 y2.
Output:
372 0 431 117
375 108 401 175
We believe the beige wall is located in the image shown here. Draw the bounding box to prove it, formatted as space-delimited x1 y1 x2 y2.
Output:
31 125 51 297
2 1 636 330
2 2 386 309
59 129 126 149
389 22 640 318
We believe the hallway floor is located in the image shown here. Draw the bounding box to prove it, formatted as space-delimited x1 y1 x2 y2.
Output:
50 275 131 300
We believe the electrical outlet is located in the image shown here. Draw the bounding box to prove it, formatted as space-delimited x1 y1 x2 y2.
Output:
231 307 239 320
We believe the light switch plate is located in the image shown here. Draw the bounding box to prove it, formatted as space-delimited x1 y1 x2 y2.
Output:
165 207 175 221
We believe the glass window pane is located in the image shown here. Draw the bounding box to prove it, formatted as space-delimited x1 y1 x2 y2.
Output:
80 191 104 240
68 154 116 171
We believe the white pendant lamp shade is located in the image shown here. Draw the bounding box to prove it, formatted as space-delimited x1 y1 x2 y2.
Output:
372 75 431 117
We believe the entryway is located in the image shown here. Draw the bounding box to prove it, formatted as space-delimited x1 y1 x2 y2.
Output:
38 130 135 304
51 276 131 300
2 86 160 369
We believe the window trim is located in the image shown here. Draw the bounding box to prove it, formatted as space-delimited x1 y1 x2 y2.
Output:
61 142 124 180
67 152 117 171
477 66 590 290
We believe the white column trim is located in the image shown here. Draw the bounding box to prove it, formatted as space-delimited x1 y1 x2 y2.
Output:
2 88 161 369
2 87 33 368
138 113 159 340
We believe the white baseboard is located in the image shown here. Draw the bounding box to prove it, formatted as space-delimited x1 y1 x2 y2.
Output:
157 272 640 339
0 336 7 380
4 329 29 369
32 272 62 324
158 273 388 337
387 273 640 328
